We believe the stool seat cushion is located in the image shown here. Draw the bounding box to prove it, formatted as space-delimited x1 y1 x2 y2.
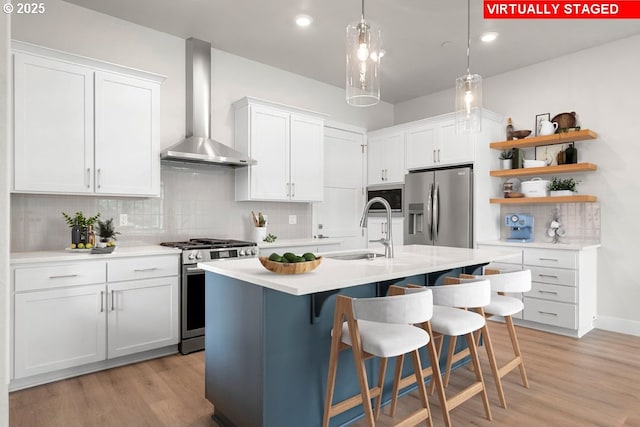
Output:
341 320 430 358
430 305 485 336
485 295 524 317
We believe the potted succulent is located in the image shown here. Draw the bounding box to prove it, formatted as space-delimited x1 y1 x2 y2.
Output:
96 218 120 247
548 177 579 197
499 150 513 170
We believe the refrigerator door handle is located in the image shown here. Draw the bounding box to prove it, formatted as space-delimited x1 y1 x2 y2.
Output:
433 182 440 242
427 183 434 240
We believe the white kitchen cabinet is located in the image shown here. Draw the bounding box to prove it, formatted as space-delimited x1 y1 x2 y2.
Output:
12 43 164 197
367 217 404 250
11 252 179 386
367 130 405 185
405 116 474 171
478 243 598 337
234 97 325 202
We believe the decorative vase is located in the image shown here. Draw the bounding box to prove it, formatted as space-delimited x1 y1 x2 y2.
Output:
501 159 512 170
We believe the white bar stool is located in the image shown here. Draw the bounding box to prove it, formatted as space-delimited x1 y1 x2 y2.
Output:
323 290 434 427
389 281 493 427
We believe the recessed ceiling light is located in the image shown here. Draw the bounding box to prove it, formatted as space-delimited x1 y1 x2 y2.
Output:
295 15 313 27
480 32 498 43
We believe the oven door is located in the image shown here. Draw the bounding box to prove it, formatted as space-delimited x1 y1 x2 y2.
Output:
182 265 205 340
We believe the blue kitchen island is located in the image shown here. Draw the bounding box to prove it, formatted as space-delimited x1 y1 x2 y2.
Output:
199 245 518 427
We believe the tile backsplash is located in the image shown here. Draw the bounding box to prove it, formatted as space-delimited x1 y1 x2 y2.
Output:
11 163 311 252
500 202 601 245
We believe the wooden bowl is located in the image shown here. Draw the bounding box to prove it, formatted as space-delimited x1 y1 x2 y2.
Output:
512 130 532 139
258 256 323 274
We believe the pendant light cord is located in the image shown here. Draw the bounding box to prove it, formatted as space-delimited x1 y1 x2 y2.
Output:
361 0 365 21
466 0 471 75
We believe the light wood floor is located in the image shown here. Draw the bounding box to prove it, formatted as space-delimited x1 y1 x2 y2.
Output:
10 323 640 427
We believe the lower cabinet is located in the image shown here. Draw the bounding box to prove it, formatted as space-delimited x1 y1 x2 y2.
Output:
478 243 598 337
11 253 179 384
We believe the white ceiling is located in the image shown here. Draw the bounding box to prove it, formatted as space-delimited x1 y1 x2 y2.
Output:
63 0 640 104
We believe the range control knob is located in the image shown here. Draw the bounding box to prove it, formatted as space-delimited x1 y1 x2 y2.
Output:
251 248 258 255
188 252 196 260
196 252 203 260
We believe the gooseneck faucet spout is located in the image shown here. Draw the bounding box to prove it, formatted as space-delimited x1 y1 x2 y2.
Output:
360 197 394 258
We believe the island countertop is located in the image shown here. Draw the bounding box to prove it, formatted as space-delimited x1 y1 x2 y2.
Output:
198 244 520 296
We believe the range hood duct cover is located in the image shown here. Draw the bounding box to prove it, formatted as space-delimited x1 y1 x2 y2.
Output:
161 37 255 167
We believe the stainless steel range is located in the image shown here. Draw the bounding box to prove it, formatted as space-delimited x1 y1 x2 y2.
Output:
160 238 258 354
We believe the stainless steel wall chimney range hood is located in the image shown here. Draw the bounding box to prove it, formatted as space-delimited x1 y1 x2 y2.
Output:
161 37 255 167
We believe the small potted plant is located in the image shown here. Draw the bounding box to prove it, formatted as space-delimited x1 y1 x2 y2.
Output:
548 177 579 197
499 150 513 170
62 211 100 248
96 218 120 248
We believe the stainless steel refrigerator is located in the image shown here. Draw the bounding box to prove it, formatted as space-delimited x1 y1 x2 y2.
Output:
404 166 473 248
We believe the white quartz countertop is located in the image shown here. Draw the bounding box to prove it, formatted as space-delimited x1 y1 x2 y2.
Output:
10 245 181 264
198 244 521 296
256 237 342 249
477 240 601 251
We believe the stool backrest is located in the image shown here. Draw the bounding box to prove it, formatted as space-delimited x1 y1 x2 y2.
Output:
431 280 491 309
352 289 433 325
474 270 532 293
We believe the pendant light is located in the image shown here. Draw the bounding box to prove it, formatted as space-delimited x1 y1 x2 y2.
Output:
346 0 381 107
455 0 482 133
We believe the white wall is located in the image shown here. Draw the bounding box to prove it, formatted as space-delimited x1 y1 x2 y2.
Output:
0 8 9 427
395 35 640 335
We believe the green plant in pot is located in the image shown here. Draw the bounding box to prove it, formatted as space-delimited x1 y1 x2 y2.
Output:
62 211 100 247
96 218 120 247
548 177 579 196
499 150 513 169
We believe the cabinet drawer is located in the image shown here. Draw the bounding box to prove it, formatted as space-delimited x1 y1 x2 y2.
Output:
14 261 106 292
529 266 576 286
526 283 576 304
108 255 178 282
523 297 577 329
524 248 576 269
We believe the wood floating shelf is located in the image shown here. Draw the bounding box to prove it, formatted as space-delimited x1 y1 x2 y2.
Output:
490 162 597 178
490 195 598 204
490 129 597 150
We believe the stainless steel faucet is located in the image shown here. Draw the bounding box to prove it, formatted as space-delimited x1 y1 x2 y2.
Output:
360 197 394 258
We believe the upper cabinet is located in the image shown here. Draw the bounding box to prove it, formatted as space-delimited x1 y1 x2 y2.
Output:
234 97 325 202
12 42 164 197
404 117 473 171
367 130 404 185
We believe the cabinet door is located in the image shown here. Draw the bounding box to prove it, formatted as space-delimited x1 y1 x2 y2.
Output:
13 53 94 194
14 284 106 378
367 132 404 185
290 114 324 201
248 106 290 200
405 124 438 170
439 119 474 165
367 217 404 249
95 72 160 196
107 277 179 359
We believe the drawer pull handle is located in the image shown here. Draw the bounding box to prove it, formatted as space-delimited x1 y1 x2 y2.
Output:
49 274 79 279
111 291 115 311
100 291 104 312
133 267 158 272
538 310 558 316
538 290 558 295
538 274 559 279
538 257 559 262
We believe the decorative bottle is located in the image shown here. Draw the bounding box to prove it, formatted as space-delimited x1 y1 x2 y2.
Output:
506 117 514 141
71 219 81 245
88 225 96 247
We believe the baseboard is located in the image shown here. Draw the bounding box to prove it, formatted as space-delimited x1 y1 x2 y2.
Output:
595 316 640 337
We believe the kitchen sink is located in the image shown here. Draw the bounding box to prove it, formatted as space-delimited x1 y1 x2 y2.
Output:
325 251 385 261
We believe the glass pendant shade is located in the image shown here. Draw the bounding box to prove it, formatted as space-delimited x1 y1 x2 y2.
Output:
455 73 482 133
346 19 381 107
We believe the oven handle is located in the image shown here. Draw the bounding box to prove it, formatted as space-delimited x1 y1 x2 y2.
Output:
185 267 205 274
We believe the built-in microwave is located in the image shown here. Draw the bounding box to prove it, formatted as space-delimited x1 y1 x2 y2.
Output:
366 184 404 215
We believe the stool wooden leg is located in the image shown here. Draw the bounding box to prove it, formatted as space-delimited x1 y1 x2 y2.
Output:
444 336 457 387
323 299 348 427
374 357 387 419
425 331 451 427
479 318 507 408
347 318 375 427
466 332 492 421
390 355 404 417
505 315 529 388
409 349 433 427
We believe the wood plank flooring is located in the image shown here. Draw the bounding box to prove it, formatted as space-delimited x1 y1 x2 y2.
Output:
10 323 640 427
